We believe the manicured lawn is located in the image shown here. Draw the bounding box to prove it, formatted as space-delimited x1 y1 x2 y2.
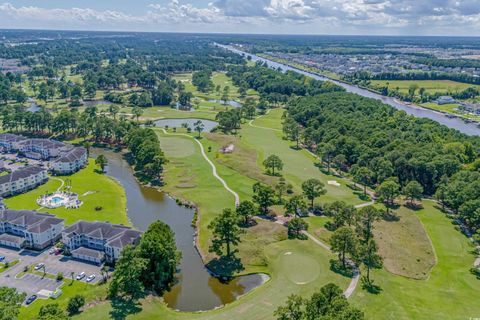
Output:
4 159 129 226
421 102 480 121
75 238 350 320
0 259 19 273
352 201 480 319
370 79 478 94
241 109 365 206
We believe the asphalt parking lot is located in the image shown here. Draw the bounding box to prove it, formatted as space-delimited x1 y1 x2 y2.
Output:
0 246 103 300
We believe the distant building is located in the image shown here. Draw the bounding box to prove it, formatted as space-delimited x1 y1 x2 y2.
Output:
0 209 64 249
62 221 142 264
436 96 456 105
19 139 65 160
0 166 48 197
459 103 480 115
51 147 87 175
0 133 26 152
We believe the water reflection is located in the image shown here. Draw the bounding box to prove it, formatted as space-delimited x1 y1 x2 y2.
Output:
93 149 267 311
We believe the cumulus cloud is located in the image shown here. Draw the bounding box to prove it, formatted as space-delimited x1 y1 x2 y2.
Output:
0 0 479 34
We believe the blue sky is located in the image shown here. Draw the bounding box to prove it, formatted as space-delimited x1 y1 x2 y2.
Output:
1 0 479 35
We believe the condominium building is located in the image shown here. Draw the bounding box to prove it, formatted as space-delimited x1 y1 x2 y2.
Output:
0 166 48 197
0 209 64 249
62 221 142 264
18 138 66 160
51 147 87 175
0 133 26 152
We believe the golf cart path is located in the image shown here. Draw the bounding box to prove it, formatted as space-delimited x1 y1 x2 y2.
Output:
248 109 282 132
159 129 240 206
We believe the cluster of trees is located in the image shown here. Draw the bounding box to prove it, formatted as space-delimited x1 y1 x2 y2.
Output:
274 283 364 320
327 204 383 287
0 72 26 104
125 128 166 183
227 63 343 108
109 221 179 301
192 70 214 93
285 92 480 197
215 97 258 133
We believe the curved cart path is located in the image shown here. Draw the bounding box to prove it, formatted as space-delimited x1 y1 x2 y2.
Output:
159 129 240 206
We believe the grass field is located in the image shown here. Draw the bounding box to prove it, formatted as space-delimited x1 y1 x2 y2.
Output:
352 201 480 319
75 239 350 320
370 79 478 94
4 159 129 226
374 205 436 280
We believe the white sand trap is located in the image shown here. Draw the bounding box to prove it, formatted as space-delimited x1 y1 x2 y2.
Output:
328 180 341 187
284 252 292 255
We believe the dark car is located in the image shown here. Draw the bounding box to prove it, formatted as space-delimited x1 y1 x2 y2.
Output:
25 295 37 305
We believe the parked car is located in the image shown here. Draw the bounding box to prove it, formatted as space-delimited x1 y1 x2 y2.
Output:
34 263 44 270
86 274 96 282
48 248 55 254
25 295 37 305
0 256 5 262
76 272 86 280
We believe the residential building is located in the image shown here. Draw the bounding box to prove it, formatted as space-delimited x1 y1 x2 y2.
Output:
19 138 65 160
62 221 142 264
0 133 26 152
51 147 87 175
0 209 64 249
0 166 48 197
435 96 456 105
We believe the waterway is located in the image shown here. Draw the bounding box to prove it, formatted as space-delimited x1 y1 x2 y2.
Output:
154 118 219 132
93 149 267 312
219 44 480 136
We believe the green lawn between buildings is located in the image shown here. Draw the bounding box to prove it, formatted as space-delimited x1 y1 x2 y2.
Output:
4 159 129 226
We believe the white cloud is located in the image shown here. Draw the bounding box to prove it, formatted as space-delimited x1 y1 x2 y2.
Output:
0 0 479 35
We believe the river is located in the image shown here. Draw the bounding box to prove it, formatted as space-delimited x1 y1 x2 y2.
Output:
219 44 480 136
93 149 267 312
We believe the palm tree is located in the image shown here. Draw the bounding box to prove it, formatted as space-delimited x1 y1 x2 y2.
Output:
95 154 108 173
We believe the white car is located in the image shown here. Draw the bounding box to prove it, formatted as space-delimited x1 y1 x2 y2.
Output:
86 274 95 282
34 263 44 270
76 272 86 280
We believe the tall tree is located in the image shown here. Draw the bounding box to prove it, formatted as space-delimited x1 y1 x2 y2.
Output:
301 179 327 208
252 182 275 214
236 200 256 225
263 154 283 176
404 180 424 205
284 195 307 217
359 239 382 285
0 287 26 320
95 154 108 172
208 208 242 256
330 226 358 269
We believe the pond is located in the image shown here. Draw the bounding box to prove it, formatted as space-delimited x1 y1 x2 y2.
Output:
93 149 268 311
208 99 242 108
82 99 112 107
26 98 41 113
154 118 218 132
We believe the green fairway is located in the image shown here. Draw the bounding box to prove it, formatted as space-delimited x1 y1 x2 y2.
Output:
75 239 350 320
241 109 365 206
4 159 129 226
352 201 480 319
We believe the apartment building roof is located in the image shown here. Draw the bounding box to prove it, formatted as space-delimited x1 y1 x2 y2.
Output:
0 209 64 233
53 147 87 164
0 166 46 185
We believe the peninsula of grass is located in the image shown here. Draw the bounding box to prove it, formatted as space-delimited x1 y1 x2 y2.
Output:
4 159 128 226
0 259 19 273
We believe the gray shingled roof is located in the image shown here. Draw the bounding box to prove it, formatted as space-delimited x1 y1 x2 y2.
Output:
19 138 65 150
0 133 26 143
0 209 63 233
64 221 141 250
71 247 104 259
0 233 25 244
0 166 46 185
54 147 86 164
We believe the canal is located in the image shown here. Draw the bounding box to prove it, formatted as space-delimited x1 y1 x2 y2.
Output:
93 149 267 312
219 44 480 136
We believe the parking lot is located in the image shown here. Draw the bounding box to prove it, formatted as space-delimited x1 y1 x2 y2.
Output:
0 246 103 299
0 153 45 171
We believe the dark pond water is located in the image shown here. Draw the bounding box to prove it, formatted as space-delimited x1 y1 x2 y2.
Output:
93 149 267 311
219 44 480 136
26 98 41 113
208 99 242 108
154 118 218 132
82 100 112 107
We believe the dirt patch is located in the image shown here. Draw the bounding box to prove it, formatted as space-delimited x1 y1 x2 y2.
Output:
374 207 436 280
